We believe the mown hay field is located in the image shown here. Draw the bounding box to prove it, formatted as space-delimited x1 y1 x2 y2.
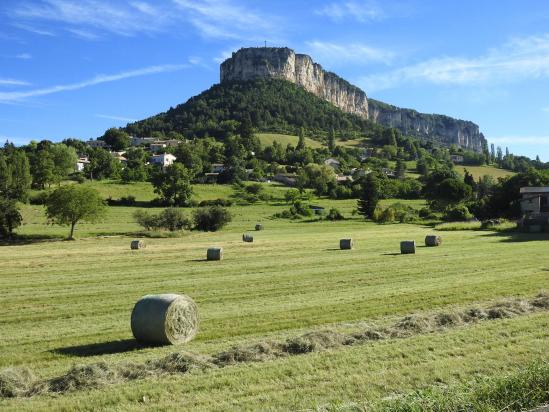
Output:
0 182 547 410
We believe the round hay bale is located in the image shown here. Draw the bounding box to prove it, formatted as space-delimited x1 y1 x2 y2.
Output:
340 238 353 250
425 235 442 247
242 234 254 243
131 294 199 345
400 240 416 254
255 224 263 231
207 247 223 261
131 240 145 250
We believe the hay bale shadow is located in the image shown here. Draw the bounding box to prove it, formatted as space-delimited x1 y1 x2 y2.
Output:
381 252 401 256
52 339 150 357
189 258 209 262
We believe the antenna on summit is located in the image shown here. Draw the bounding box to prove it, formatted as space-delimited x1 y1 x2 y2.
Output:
264 40 267 48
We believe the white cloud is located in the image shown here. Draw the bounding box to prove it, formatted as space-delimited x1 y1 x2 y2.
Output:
0 78 31 87
490 136 549 145
173 0 281 41
10 0 171 37
305 41 394 66
359 34 549 92
213 49 234 64
0 63 190 104
95 114 137 122
67 28 100 40
315 1 384 22
16 53 32 59
11 22 56 36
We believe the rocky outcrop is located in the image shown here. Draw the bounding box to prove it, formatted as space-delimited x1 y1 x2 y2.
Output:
220 47 487 152
368 100 486 152
220 47 369 118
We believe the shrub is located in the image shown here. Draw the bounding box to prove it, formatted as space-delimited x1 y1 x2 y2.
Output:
326 208 344 221
373 203 418 223
158 208 192 231
107 195 136 206
198 198 233 207
29 191 50 205
443 204 473 221
419 207 436 219
193 206 232 231
134 209 191 231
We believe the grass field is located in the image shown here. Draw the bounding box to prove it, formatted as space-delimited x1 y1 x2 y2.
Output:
455 165 515 180
1 181 548 410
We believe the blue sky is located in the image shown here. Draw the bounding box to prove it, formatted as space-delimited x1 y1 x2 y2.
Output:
1 0 549 160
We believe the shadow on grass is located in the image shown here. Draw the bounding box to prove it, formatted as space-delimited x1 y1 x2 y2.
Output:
480 230 549 243
52 339 152 357
381 252 401 256
0 234 63 246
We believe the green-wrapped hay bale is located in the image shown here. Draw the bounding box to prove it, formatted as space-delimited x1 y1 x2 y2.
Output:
255 224 263 231
242 234 253 243
400 240 416 254
425 235 442 247
131 294 199 345
340 238 353 250
131 240 145 250
207 247 223 261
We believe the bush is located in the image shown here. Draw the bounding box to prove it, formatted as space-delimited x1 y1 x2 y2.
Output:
326 208 344 221
198 198 233 207
29 191 50 205
373 203 418 223
134 208 191 231
107 195 136 206
443 204 473 221
193 206 232 231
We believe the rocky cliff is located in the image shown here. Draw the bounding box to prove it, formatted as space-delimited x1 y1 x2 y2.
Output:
220 47 487 152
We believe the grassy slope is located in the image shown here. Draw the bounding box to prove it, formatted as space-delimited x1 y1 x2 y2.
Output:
1 181 547 410
455 165 515 180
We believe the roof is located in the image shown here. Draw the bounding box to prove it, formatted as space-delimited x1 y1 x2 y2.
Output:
520 187 549 194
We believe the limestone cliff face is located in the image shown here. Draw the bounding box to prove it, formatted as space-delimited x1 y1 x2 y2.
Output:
220 47 486 152
220 47 369 118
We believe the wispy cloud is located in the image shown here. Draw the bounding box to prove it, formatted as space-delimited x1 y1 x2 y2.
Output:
315 1 384 22
359 34 549 92
0 78 31 87
0 64 189 104
15 53 32 60
542 107 549 113
10 0 171 38
95 114 137 122
11 22 56 36
173 0 281 41
305 41 394 66
67 28 100 40
213 48 234 64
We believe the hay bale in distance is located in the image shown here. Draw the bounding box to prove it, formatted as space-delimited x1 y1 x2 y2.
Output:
255 224 263 231
242 234 253 243
400 240 416 254
425 235 442 247
340 238 353 250
131 294 199 345
131 240 145 250
207 247 223 261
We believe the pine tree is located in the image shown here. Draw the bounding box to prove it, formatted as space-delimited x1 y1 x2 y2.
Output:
327 128 336 153
357 173 380 219
296 127 306 150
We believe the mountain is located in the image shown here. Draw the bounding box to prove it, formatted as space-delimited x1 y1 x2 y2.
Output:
220 47 487 153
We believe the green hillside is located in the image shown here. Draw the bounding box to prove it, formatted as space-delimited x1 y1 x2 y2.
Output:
124 79 381 139
456 165 515 180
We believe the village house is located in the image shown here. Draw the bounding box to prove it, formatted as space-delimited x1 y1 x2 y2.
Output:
130 136 156 147
450 154 464 163
111 151 127 164
150 142 167 153
324 158 341 170
211 163 226 173
519 186 549 232
150 153 176 168
87 139 108 149
75 156 90 172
